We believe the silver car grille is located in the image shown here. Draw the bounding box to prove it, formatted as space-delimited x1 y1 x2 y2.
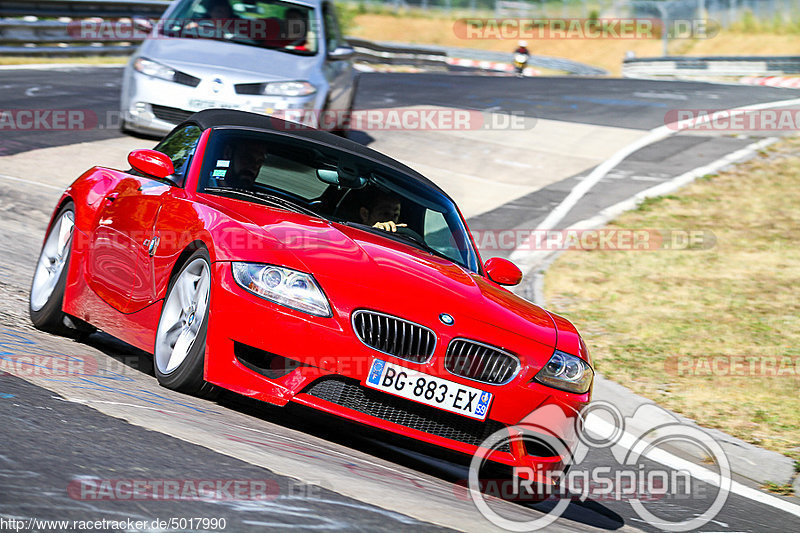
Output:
352 310 436 364
445 339 520 385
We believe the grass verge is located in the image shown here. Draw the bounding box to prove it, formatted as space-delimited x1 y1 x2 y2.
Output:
544 135 800 461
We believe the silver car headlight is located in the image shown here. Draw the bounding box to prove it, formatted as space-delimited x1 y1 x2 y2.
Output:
232 263 331 317
133 57 178 82
534 350 593 394
262 81 316 97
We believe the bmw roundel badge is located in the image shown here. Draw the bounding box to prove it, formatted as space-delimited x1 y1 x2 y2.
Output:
439 313 454 326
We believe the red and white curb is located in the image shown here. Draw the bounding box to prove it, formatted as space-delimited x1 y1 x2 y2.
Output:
446 57 540 76
740 76 800 89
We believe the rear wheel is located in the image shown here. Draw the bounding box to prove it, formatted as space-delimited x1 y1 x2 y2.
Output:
30 203 76 335
154 249 215 396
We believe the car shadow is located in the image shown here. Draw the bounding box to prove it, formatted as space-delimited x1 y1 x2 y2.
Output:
342 129 375 146
218 388 628 531
80 330 155 377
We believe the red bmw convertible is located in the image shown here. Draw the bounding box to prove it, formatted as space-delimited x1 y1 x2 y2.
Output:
30 109 592 479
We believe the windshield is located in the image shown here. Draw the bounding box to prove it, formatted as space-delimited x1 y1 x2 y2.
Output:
162 0 318 55
197 128 481 272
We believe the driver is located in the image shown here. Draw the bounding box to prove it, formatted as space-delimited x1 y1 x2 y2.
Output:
183 0 236 35
215 138 268 189
204 0 234 19
283 7 308 50
359 191 406 233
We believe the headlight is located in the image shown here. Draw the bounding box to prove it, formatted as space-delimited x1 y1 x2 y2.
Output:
534 350 593 394
262 81 316 97
133 57 178 82
232 263 331 317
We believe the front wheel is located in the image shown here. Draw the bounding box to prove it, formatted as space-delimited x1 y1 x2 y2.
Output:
30 203 75 334
154 249 215 396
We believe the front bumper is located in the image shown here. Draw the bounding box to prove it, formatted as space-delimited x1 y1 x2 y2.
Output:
204 262 590 477
121 69 321 135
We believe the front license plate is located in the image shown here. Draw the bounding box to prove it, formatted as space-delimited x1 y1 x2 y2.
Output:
188 99 241 111
365 359 492 420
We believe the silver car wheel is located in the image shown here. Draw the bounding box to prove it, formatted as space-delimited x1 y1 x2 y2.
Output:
155 257 211 375
30 210 74 312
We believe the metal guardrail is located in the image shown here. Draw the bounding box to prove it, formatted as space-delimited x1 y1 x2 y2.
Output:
623 56 800 78
347 38 449 68
0 0 170 18
398 42 609 76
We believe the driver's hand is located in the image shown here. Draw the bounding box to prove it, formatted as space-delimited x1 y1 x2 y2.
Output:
373 221 407 232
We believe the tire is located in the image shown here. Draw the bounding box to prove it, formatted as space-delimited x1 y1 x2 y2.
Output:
30 202 76 335
153 248 215 396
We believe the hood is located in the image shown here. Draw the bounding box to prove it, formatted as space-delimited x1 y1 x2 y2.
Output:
204 196 558 350
140 37 319 82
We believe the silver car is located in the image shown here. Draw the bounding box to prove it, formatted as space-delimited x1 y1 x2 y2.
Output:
120 0 355 135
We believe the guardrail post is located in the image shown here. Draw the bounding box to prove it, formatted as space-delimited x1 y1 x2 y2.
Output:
656 3 669 56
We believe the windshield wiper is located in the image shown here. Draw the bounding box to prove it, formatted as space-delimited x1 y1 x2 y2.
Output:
203 187 324 219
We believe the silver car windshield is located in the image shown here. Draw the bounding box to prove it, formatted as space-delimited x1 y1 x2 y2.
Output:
161 0 318 55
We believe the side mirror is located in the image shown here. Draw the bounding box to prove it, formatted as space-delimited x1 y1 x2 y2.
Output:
132 17 153 33
484 257 522 286
128 149 175 180
328 45 354 61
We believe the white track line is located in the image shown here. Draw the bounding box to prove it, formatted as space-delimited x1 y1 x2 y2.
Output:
522 136 780 303
509 96 800 269
569 137 778 231
586 414 800 519
0 173 63 191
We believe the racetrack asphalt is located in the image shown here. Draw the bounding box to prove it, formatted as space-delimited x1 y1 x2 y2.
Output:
1 65 799 532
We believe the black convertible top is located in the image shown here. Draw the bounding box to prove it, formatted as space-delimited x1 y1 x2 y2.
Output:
177 109 446 195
